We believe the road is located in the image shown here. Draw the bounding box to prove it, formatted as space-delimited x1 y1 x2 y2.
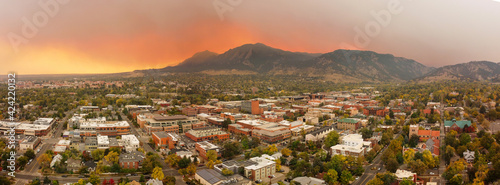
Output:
354 147 386 185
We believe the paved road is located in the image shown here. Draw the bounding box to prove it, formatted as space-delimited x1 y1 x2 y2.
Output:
354 147 386 185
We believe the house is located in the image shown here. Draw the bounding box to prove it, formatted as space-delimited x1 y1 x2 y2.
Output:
292 177 326 185
422 138 440 156
305 125 336 141
145 178 163 185
84 161 97 172
464 150 475 163
66 158 82 172
409 125 440 141
444 119 472 132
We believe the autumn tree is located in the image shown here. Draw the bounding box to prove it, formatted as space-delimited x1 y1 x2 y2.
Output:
323 169 338 185
152 167 164 181
325 131 340 148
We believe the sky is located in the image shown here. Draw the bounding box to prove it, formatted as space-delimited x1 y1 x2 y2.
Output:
1 0 500 75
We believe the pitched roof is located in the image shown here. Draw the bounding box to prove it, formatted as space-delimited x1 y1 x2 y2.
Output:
444 120 472 128
337 118 359 124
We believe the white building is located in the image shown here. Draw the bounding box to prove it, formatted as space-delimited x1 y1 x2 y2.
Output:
97 135 110 150
395 169 416 181
464 150 475 163
121 134 140 152
330 134 370 157
244 156 276 181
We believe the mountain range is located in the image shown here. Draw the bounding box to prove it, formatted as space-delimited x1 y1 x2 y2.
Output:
153 43 499 82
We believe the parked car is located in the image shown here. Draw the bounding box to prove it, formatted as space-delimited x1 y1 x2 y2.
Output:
61 175 67 178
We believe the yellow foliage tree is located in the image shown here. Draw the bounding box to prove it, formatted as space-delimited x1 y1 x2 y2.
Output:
104 151 120 164
403 149 415 164
281 148 291 157
151 167 164 181
206 160 215 169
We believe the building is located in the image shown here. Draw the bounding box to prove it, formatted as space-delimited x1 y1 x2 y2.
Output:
19 136 41 151
336 118 361 131
464 150 475 163
228 124 251 136
292 177 326 185
138 114 199 134
67 158 82 172
241 100 263 115
97 135 110 150
79 121 130 137
152 132 183 149
15 124 51 136
444 119 472 132
121 135 140 152
34 118 55 126
244 156 276 181
119 151 145 169
409 125 440 141
196 141 221 160
305 125 336 141
84 137 98 151
394 169 418 183
185 127 230 142
330 134 369 157
252 129 291 144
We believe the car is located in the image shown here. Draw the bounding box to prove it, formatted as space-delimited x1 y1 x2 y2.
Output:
430 172 435 175
126 174 131 177
61 175 68 178
378 168 381 171
132 173 138 176
78 175 84 178
255 180 262 183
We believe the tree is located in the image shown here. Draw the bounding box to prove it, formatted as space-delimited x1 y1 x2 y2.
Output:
403 149 415 164
409 134 419 148
459 133 471 146
409 159 427 175
444 145 455 165
165 154 180 168
91 149 105 161
386 158 399 173
223 141 242 159
43 176 51 184
281 148 292 157
422 150 436 168
449 174 463 185
25 149 36 159
325 131 340 148
104 151 120 164
84 174 99 185
206 160 215 169
339 170 353 185
323 169 338 185
152 167 164 181
443 159 466 181
207 150 218 162
360 127 373 140
265 144 278 155
366 178 384 185
139 175 145 182
222 118 231 129
221 168 234 176
400 179 416 185
178 156 192 169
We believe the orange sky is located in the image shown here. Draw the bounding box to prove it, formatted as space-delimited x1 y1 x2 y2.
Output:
1 0 500 75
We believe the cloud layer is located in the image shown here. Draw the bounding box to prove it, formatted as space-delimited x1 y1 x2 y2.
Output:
1 0 500 74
